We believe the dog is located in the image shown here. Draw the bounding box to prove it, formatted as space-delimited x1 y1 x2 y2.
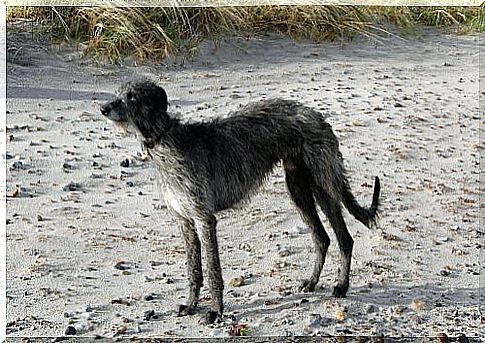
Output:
100 80 380 324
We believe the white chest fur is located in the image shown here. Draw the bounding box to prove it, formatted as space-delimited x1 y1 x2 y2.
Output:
164 187 184 216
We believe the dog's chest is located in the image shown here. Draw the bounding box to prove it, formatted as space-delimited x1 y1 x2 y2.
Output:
149 145 195 217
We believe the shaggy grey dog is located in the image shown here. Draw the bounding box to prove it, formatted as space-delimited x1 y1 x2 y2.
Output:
101 80 380 324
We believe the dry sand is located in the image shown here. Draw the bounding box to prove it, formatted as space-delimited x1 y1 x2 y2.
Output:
5 24 482 339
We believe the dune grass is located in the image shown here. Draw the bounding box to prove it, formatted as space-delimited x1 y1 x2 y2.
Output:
6 5 484 62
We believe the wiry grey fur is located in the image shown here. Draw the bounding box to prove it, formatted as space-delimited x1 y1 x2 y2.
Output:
101 80 381 324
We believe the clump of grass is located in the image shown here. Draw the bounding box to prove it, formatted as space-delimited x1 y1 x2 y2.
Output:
413 6 482 29
244 6 371 42
7 5 374 62
6 5 484 62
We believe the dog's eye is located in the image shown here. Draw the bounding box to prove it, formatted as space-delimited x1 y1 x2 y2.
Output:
126 91 134 101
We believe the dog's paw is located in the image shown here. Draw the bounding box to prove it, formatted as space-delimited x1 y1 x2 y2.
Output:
298 279 316 293
177 304 196 317
200 310 222 325
332 285 348 298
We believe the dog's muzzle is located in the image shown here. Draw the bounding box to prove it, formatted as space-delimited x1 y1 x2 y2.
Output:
100 103 112 117
100 101 125 122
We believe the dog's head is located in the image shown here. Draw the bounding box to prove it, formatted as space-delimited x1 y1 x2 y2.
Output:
101 80 170 148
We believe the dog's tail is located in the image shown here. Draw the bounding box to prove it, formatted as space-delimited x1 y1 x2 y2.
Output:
342 176 380 228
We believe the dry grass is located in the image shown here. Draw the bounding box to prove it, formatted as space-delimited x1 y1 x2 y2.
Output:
6 5 483 62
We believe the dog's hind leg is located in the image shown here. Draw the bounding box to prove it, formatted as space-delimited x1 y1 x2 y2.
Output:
199 214 224 324
314 188 353 298
177 217 203 316
284 160 330 293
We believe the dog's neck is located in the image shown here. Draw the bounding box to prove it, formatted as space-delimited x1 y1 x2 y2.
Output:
141 114 181 149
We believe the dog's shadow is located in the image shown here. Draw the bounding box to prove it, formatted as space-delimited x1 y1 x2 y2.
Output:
225 282 480 320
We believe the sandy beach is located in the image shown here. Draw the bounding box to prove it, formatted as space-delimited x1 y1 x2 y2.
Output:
6 24 482 339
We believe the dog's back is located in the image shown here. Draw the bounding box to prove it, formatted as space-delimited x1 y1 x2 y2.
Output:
158 99 340 212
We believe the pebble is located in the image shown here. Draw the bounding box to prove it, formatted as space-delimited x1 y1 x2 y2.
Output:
228 276 245 287
437 236 449 243
111 298 132 306
113 261 130 271
440 270 451 277
10 161 25 170
62 182 81 192
64 325 76 335
277 246 291 257
62 162 73 171
120 158 131 167
143 309 155 321
411 298 425 311
335 308 345 321
365 304 376 313
7 188 19 198
8 187 30 198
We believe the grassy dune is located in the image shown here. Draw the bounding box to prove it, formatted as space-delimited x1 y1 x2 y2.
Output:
7 5 484 62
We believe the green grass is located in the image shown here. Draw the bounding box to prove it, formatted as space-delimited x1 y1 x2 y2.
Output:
7 5 484 62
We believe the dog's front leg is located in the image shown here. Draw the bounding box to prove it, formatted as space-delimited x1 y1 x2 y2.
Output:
177 217 203 317
200 214 224 324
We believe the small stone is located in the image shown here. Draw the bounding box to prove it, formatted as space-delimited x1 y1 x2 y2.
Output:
437 236 449 243
63 182 81 192
440 270 451 277
62 162 73 170
7 188 19 198
335 308 345 321
278 247 291 257
238 242 252 252
11 161 25 170
114 261 130 271
410 298 425 311
228 276 245 287
65 326 77 335
365 304 376 313
111 297 131 305
116 326 127 334
393 305 404 315
143 309 155 321
126 181 134 187
120 158 130 167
